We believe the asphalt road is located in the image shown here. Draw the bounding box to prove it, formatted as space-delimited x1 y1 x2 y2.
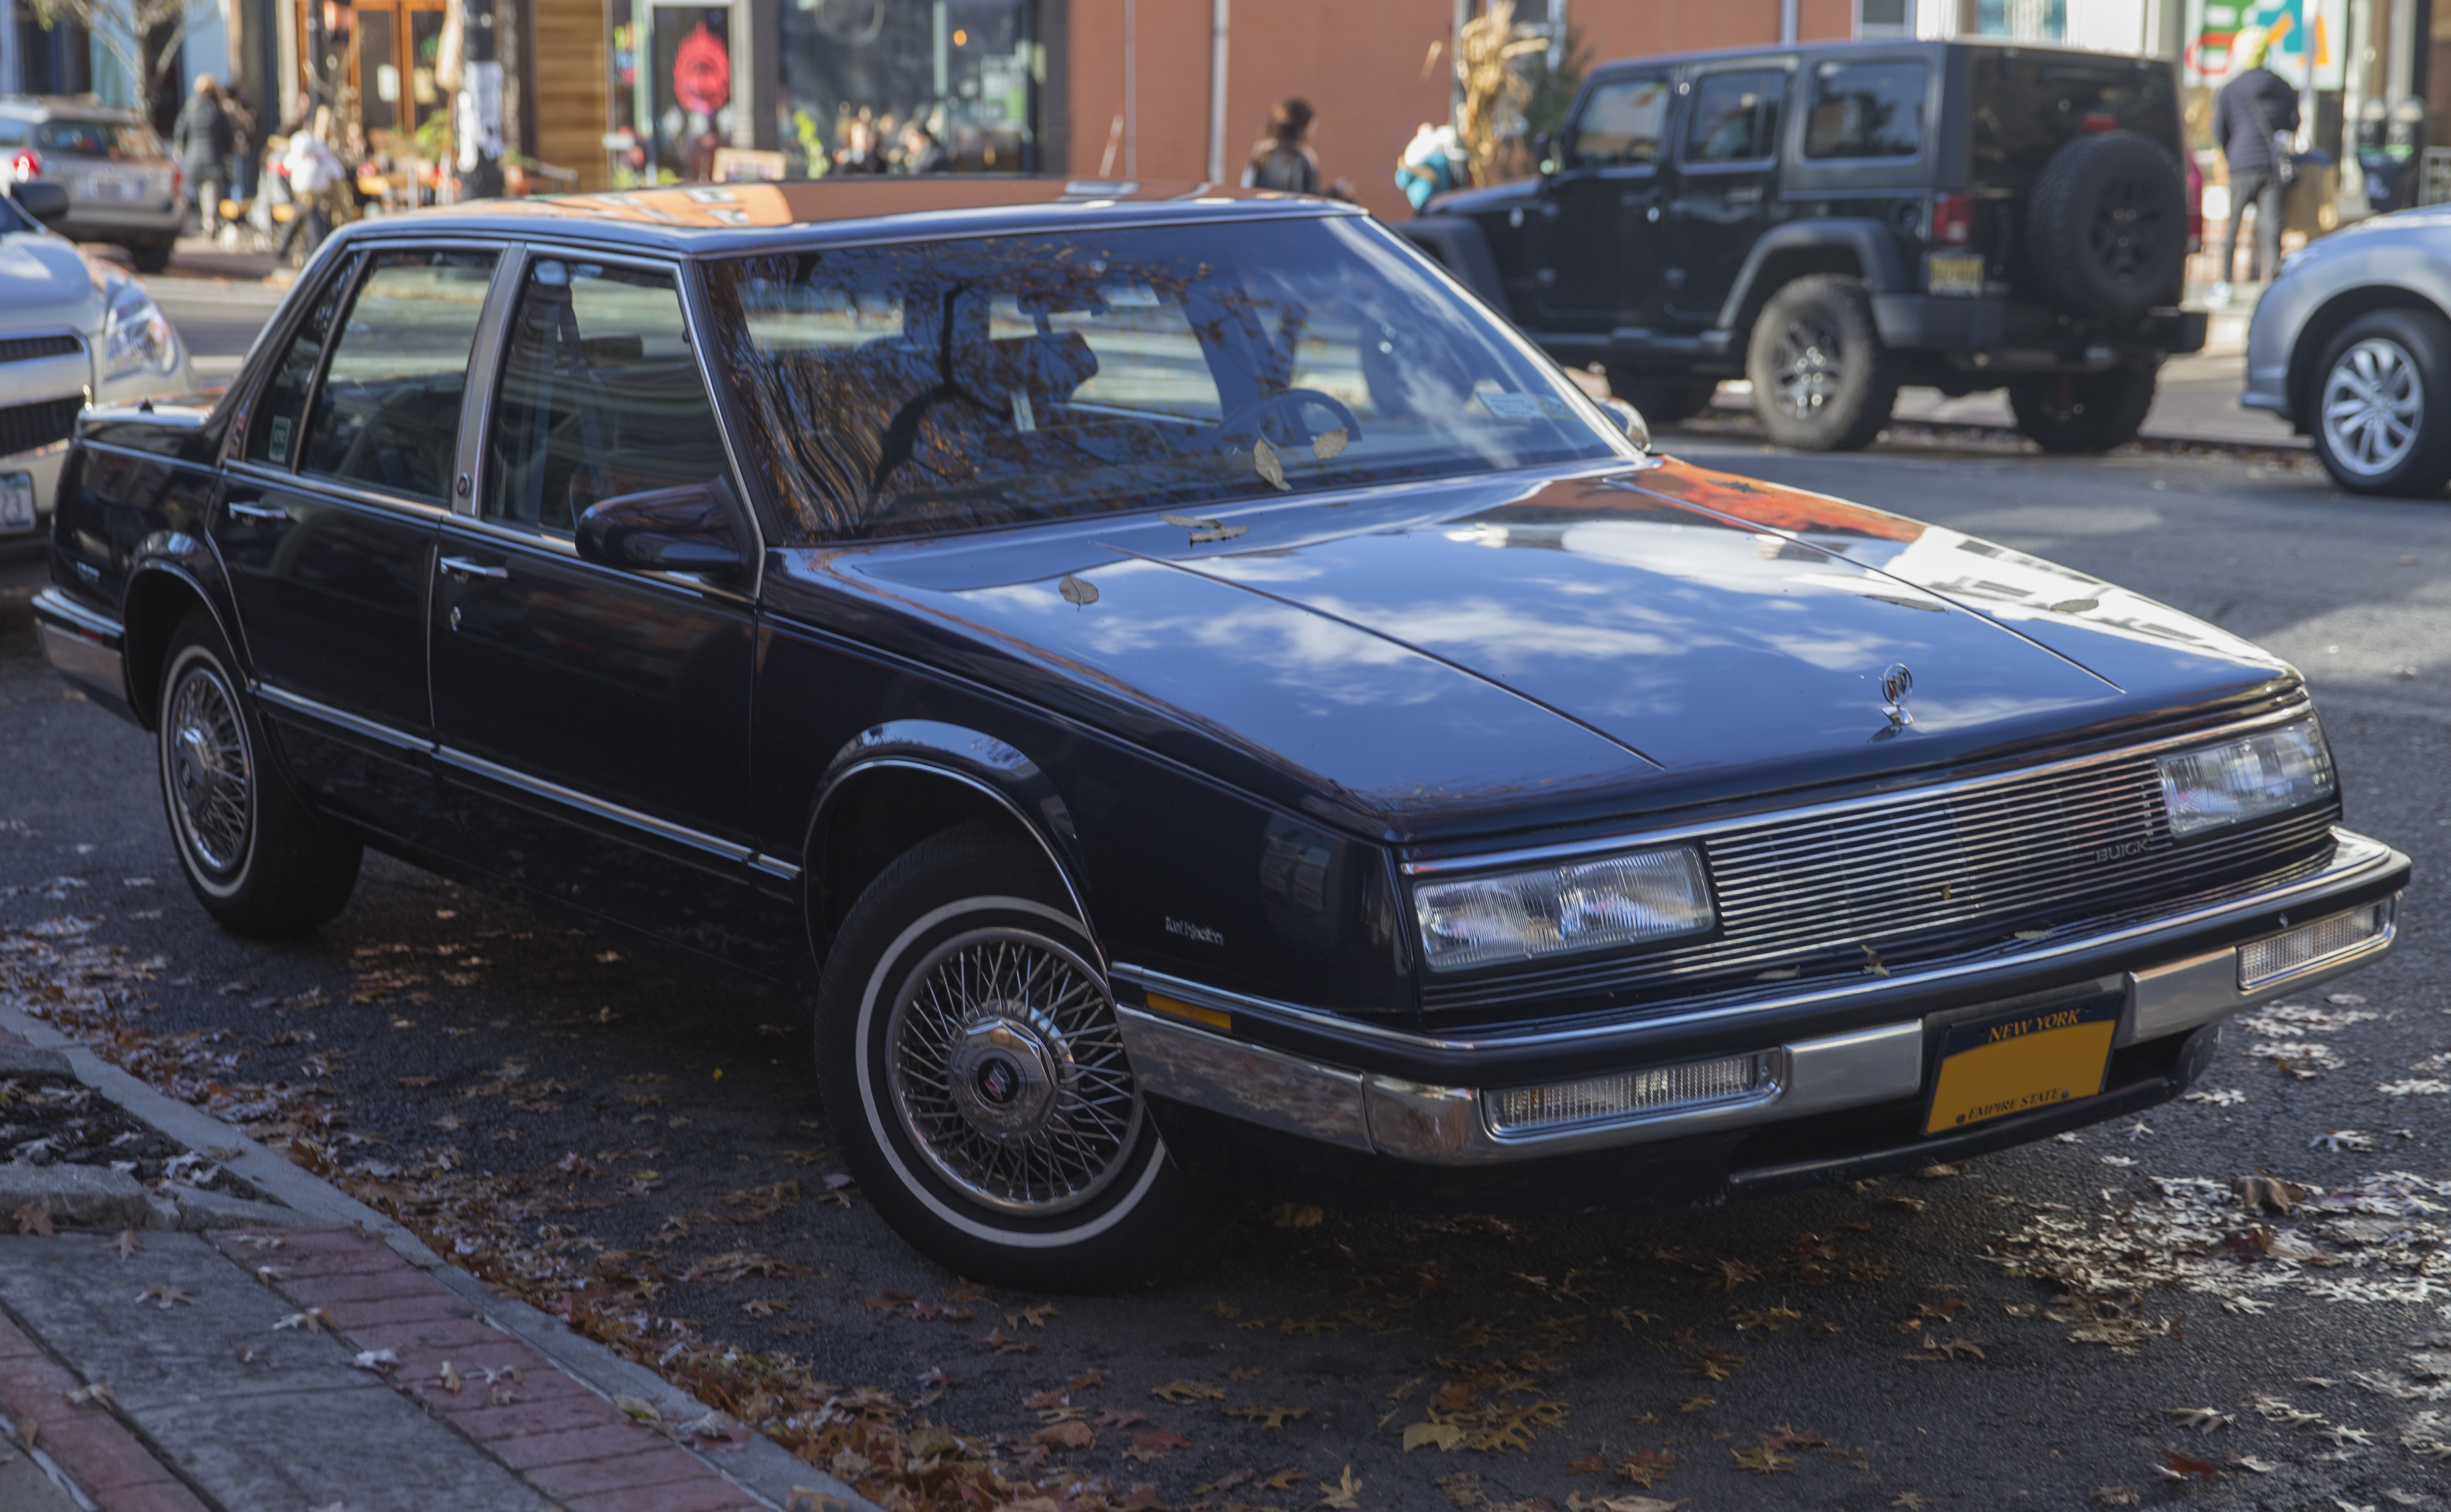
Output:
5 378 2450 1508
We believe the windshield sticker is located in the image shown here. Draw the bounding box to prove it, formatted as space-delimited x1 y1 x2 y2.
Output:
267 415 291 462
1477 392 1571 421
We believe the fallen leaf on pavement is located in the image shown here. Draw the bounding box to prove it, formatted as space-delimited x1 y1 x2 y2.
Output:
1263 1468 1307 1491
272 1308 327 1334
2164 1406 2234 1432
112 1229 141 1260
1029 1421 1095 1450
1097 1408 1150 1428
1226 1404 1311 1430
2154 1447 2221 1483
13 1204 52 1237
1732 1445 1795 1473
1319 1465 1363 1508
1152 1379 1224 1403
1404 1421 1465 1451
134 1286 195 1309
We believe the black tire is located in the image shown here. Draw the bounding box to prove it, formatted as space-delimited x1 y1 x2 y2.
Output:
2007 363 2160 454
156 612 361 936
127 238 174 275
816 823 1222 1292
2305 308 2451 497
1744 274 1898 452
1606 370 1720 425
2025 130 2186 324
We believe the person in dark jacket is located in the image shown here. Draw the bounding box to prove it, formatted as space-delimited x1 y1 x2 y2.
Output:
2209 29 2300 303
1242 99 1321 194
171 76 234 235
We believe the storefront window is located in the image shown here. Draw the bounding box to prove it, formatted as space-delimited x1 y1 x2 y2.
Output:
777 0 1036 176
611 2 734 185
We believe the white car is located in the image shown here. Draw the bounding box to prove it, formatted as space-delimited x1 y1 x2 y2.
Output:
2 181 192 557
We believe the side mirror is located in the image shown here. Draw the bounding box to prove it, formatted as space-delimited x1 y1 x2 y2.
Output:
575 480 751 579
9 181 69 226
1600 396 1650 453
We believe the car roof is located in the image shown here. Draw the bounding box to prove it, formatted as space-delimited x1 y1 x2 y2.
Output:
336 179 1361 258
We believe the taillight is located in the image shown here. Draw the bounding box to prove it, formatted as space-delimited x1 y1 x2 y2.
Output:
8 149 39 182
1931 191 1973 246
171 165 184 199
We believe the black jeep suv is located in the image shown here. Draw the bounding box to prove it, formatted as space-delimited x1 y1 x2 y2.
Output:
1399 40 2207 452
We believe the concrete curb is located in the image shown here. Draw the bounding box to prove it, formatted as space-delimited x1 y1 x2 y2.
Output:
0 1000 879 1512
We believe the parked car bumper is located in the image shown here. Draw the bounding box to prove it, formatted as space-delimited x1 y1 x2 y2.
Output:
0 443 67 560
1116 826 2402 1193
1873 296 2207 361
30 586 130 718
57 204 184 243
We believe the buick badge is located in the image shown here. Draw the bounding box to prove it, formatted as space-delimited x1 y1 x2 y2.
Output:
1880 663 1914 727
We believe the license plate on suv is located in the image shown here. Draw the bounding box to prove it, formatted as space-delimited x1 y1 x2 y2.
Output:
1 473 34 533
1923 994 2118 1136
1926 251 1985 297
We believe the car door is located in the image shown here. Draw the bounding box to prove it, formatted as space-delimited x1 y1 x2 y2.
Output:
427 249 788 975
1663 64 1790 328
1531 71 1675 331
212 244 500 838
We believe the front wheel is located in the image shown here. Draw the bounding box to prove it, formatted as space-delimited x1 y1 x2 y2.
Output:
2007 363 2159 454
816 824 1221 1291
157 612 361 936
1744 274 1898 452
2307 309 2451 496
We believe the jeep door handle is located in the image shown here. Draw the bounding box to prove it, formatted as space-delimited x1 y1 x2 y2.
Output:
438 555 509 581
225 500 288 523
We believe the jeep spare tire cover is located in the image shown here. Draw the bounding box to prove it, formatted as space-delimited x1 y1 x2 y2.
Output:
2024 129 2187 324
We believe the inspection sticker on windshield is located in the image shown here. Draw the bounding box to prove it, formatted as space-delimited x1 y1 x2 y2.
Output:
0 473 32 534
1923 993 2118 1136
1478 392 1570 421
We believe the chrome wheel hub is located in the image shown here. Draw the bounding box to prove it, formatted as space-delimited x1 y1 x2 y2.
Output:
2322 337 2423 478
166 664 251 875
886 928 1140 1215
1772 319 1839 417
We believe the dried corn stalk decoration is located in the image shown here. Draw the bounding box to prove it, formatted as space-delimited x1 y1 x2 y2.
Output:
1454 1 1550 188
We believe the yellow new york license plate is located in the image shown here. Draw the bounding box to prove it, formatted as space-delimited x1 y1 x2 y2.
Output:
1923 996 2118 1136
1926 250 1984 296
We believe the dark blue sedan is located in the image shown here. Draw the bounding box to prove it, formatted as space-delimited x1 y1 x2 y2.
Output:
33 180 2406 1288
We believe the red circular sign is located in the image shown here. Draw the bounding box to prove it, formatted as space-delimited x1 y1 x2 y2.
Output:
674 22 730 116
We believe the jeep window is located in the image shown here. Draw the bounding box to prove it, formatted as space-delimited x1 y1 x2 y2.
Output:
1803 60 1925 159
1569 77 1672 167
1686 70 1784 163
1968 56 2180 179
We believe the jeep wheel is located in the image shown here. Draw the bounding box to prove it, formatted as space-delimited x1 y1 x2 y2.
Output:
2307 309 2451 496
1606 371 1719 425
2008 363 2159 454
2026 130 2186 324
1745 275 1898 452
816 822 1223 1292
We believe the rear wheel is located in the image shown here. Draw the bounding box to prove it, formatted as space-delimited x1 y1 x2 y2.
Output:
1605 371 1719 425
1745 275 1897 452
2307 308 2451 496
817 823 1222 1291
2008 363 2159 454
156 613 361 936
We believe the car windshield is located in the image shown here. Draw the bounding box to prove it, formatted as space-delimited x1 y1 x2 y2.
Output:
701 215 1629 544
34 119 161 159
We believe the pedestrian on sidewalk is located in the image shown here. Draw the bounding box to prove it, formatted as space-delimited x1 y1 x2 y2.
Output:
171 75 235 236
277 110 344 262
1242 99 1321 194
2210 27 2299 307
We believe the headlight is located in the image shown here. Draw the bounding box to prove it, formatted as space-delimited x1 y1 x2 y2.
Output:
1414 847 1714 972
2156 718 2335 839
102 278 178 380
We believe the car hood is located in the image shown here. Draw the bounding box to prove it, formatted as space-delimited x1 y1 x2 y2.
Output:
0 231 105 336
791 460 2298 839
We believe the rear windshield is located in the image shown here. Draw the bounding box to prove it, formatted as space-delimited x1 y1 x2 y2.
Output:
34 119 162 159
1969 56 2181 181
1804 60 1926 159
703 216 1629 545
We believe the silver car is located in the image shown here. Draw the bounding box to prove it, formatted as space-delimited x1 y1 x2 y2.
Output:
0 98 184 273
0 181 192 557
2243 206 2451 496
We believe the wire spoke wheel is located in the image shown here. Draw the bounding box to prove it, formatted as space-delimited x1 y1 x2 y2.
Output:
166 661 253 876
1772 318 1841 419
885 928 1141 1217
2322 337 2424 479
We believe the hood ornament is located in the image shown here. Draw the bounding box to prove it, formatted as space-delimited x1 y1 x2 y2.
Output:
1880 663 1915 727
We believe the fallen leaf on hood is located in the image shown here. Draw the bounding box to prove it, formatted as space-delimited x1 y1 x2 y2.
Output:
1057 574 1099 606
1161 513 1221 529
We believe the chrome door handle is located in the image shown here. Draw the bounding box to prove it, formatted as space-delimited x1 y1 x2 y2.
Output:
225 500 289 522
438 556 509 581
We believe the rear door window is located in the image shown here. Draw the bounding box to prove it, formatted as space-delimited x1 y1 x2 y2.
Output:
1686 70 1785 164
1803 61 1926 159
297 248 498 504
484 258 731 537
246 260 357 468
1570 76 1673 167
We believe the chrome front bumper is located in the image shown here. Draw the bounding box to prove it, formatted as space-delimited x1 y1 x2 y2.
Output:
1114 828 2402 1166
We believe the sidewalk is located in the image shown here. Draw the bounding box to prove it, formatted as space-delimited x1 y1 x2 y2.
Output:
0 1015 873 1512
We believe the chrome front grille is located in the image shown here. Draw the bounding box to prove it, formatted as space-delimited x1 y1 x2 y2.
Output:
1420 753 2342 1016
